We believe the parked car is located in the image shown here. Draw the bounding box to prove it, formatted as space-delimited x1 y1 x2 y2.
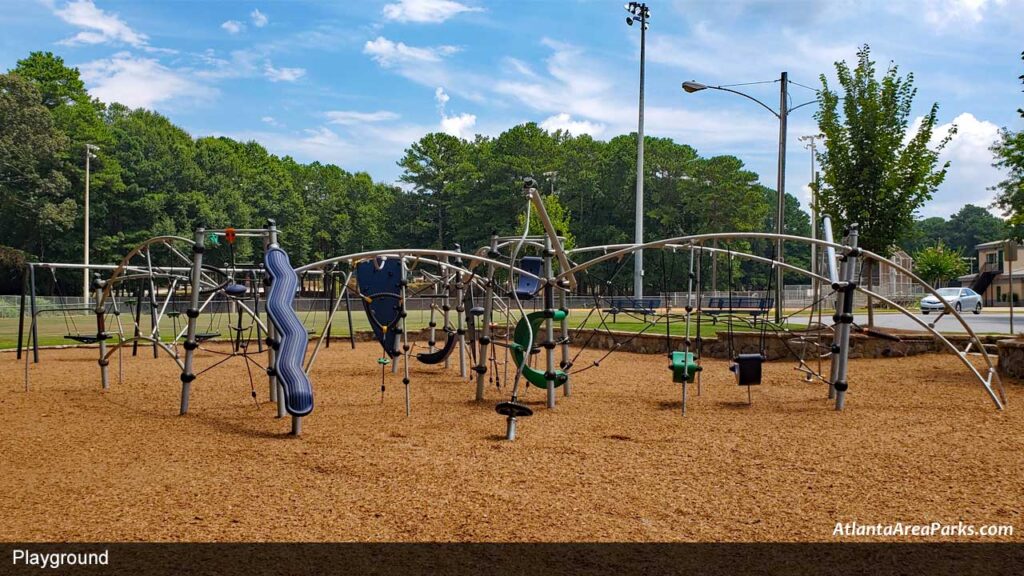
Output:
920 287 982 315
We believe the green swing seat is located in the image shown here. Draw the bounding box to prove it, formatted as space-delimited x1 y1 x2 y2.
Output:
670 351 701 384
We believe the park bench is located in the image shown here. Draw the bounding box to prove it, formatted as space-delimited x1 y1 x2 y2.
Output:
606 297 662 322
703 296 773 325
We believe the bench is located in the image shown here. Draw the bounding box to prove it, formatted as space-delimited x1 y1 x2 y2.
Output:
703 296 773 325
606 297 662 322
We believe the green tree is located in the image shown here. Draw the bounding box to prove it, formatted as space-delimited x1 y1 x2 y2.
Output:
397 132 478 248
0 72 72 258
901 216 948 254
945 204 1007 254
12 53 124 271
914 242 968 287
816 44 955 323
992 51 1024 231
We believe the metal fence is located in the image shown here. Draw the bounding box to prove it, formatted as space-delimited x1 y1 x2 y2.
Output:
0 285 937 322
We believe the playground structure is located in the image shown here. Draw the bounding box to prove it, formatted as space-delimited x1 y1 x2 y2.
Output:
12 179 1009 440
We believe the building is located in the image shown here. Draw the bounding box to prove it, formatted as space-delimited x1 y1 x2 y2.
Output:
958 240 1023 306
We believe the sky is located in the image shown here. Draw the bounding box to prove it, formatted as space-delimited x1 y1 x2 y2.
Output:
2 0 1023 219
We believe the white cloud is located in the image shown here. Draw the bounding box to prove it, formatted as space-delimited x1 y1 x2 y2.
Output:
918 112 1006 217
221 20 244 34
646 21 855 85
433 86 475 138
250 8 268 27
78 52 212 109
540 113 605 137
261 116 281 127
382 0 481 23
54 0 148 47
326 110 401 125
434 86 450 108
263 62 306 82
363 36 459 66
440 113 476 138
922 0 1006 27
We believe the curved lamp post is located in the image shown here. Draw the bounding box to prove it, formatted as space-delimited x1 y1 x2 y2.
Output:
682 74 818 323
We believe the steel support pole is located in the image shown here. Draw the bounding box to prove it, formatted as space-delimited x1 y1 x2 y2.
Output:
559 281 570 397
17 268 27 360
94 276 109 390
30 264 39 364
455 270 467 379
180 228 205 415
833 225 858 411
544 235 556 409
443 256 452 369
476 235 497 400
400 258 411 416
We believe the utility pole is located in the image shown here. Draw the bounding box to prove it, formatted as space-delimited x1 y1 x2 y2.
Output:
774 71 788 323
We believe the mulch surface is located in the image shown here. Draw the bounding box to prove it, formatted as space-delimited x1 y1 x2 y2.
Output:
1 342 1021 542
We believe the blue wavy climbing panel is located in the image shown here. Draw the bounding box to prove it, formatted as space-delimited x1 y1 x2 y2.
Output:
356 258 403 357
264 246 314 417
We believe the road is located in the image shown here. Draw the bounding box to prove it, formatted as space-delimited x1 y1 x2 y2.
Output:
845 310 1020 334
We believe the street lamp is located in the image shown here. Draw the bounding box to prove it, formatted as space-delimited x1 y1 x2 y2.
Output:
799 133 823 324
682 74 818 323
83 143 100 308
625 1 649 299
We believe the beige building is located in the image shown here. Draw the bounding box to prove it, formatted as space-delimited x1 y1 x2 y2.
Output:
959 240 1023 306
863 249 916 295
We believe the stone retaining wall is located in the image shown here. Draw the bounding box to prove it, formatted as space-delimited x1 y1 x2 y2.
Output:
997 339 1024 379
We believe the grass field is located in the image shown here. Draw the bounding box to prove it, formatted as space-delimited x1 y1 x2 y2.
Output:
0 307 791 350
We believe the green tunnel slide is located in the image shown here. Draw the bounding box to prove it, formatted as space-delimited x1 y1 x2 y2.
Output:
509 310 569 389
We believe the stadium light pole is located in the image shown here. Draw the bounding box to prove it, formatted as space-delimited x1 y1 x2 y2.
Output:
625 2 649 299
682 74 818 323
83 143 99 308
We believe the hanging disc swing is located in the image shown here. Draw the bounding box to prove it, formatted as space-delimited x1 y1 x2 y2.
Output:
669 247 701 384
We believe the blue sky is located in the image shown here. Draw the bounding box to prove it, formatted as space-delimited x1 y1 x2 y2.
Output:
2 0 1023 218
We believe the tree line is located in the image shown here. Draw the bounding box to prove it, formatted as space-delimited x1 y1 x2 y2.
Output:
1 52 810 296
4 46 1020 301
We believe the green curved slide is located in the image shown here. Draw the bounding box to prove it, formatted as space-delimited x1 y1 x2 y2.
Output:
510 310 569 389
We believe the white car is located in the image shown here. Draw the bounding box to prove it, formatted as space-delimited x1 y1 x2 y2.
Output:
920 287 982 315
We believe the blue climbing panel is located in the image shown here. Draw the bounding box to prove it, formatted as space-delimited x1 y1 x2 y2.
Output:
264 246 314 417
515 256 543 300
356 258 403 357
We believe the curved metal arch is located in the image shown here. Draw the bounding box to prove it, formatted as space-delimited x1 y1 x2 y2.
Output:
565 235 1005 410
295 249 543 282
856 247 1006 407
687 241 1003 408
561 232 852 280
98 235 197 307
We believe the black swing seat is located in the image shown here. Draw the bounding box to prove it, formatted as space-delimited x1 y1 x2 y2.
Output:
223 283 248 297
417 331 457 365
64 333 112 344
495 401 533 418
195 332 221 343
166 311 181 318
730 353 764 386
469 306 486 317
